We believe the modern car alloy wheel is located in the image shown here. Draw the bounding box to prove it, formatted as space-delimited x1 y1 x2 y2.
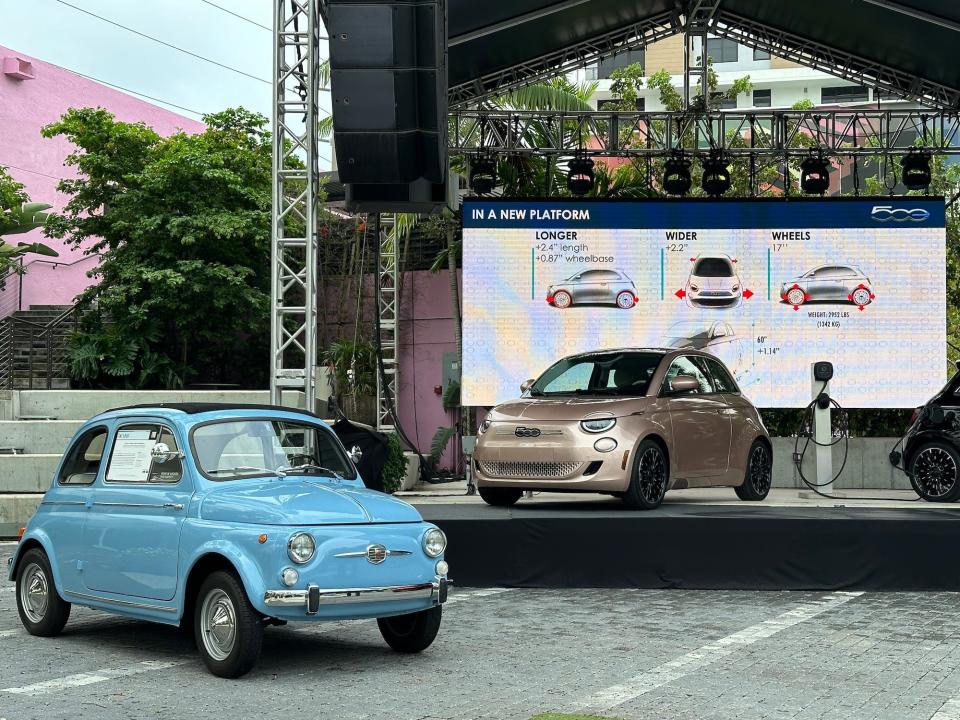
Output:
786 288 806 306
910 443 960 502
616 291 636 309
553 291 572 309
736 440 772 501
851 288 872 306
623 439 668 510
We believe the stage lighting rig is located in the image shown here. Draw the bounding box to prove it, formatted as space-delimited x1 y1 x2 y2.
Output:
469 154 497 195
566 155 596 196
663 153 692 196
799 153 831 195
700 152 731 197
901 149 932 191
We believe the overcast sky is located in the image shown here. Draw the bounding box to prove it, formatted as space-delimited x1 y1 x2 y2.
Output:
1 0 332 163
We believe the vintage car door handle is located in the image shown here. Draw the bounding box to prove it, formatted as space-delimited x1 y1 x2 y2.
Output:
163 502 185 511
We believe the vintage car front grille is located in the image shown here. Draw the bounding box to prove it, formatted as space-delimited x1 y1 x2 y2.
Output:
478 460 581 478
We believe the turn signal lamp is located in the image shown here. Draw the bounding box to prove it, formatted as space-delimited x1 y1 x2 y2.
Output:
17 527 25 541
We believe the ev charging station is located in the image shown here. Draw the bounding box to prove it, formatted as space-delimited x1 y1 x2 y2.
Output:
811 361 834 494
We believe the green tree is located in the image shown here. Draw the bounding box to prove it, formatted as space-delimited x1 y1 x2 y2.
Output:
43 107 273 388
0 166 58 285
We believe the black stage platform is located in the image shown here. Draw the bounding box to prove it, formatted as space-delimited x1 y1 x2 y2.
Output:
415 499 960 591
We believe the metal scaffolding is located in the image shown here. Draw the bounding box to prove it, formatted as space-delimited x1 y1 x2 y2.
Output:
271 0 322 408
450 109 960 157
376 214 399 432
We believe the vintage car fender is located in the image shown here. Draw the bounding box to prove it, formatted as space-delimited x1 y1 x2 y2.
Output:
179 535 271 616
6 528 60 590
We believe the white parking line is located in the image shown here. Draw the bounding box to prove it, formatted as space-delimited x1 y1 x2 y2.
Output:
0 629 18 639
573 591 864 713
1 586 14 593
1 660 187 697
931 697 960 719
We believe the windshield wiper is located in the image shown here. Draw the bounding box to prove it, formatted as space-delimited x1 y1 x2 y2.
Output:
208 466 287 478
280 463 343 479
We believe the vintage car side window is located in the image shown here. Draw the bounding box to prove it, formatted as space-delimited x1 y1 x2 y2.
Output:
105 423 183 484
58 426 108 485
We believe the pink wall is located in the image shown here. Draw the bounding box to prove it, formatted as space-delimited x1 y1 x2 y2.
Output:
396 270 462 467
0 45 205 315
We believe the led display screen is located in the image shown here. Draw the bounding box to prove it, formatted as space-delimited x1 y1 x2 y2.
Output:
462 198 946 408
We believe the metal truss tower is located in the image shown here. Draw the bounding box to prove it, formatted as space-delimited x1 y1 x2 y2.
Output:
376 214 399 432
271 0 322 408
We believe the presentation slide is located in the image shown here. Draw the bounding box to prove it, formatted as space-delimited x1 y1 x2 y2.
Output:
462 198 946 408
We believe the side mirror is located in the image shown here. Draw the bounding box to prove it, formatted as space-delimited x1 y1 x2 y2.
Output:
954 359 960 372
348 445 363 464
150 442 181 465
669 375 700 394
520 378 536 394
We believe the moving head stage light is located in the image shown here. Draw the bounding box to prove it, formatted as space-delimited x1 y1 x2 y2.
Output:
901 150 932 191
799 153 831 195
566 155 596 197
663 153 692 196
701 153 732 197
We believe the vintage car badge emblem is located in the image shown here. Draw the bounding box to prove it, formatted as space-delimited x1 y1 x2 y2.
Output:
367 544 388 564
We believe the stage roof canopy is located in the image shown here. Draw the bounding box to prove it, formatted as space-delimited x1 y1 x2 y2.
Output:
446 0 960 108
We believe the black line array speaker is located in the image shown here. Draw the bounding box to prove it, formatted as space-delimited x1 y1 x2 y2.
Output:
329 0 449 212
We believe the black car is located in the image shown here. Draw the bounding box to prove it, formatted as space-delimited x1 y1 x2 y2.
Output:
892 361 960 502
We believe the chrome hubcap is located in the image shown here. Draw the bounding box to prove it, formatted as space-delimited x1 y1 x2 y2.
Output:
637 447 666 503
201 589 237 661
914 448 957 498
750 445 772 494
20 563 49 624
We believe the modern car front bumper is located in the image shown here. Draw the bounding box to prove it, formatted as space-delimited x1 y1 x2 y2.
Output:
263 578 450 615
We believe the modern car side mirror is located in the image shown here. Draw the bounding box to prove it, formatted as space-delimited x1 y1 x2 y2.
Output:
349 445 363 464
669 375 700 394
150 442 182 465
520 378 536 394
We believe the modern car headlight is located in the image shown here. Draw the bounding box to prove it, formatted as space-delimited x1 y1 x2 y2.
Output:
689 283 700 292
732 284 740 292
423 528 447 558
580 418 617 433
287 532 316 564
479 419 491 434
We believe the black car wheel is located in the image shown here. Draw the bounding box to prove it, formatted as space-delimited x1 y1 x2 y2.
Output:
622 439 668 510
616 291 636 309
15 548 71 637
478 487 522 507
378 606 442 653
909 442 960 502
735 440 772 501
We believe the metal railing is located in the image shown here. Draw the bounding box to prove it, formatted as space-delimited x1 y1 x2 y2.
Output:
0 303 84 390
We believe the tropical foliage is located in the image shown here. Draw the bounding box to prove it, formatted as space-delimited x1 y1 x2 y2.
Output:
44 108 273 388
0 166 58 284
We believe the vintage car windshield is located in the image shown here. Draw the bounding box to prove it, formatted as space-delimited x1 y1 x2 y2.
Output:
192 419 357 481
530 352 662 397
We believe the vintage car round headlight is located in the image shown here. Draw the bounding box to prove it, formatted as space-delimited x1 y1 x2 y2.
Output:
479 419 492 434
580 418 616 433
423 528 447 558
287 532 316 564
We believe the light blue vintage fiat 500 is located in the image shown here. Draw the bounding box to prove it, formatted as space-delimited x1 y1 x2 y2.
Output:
7 404 449 678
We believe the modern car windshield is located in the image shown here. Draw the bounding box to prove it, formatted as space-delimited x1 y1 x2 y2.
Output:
531 352 662 396
693 258 733 277
192 419 356 481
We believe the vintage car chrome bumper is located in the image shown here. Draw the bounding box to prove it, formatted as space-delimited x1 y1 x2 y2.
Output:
264 578 450 615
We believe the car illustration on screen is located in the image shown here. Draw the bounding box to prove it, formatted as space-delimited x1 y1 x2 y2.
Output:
473 348 772 510
665 321 746 375
547 269 638 309
685 254 742 309
780 265 874 307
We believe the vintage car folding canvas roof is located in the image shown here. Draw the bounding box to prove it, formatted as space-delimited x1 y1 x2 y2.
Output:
89 403 323 422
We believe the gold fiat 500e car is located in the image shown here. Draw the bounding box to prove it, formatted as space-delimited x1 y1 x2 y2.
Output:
473 348 772 509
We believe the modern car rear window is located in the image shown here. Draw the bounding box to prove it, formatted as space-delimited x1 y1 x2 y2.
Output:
693 258 733 277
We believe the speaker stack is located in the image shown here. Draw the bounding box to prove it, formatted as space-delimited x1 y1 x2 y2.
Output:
329 0 449 212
